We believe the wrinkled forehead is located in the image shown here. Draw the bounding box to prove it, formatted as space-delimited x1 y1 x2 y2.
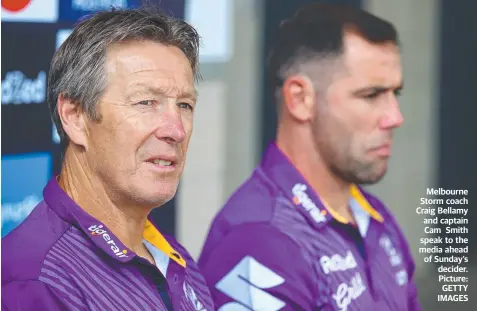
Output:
105 41 195 91
341 33 402 85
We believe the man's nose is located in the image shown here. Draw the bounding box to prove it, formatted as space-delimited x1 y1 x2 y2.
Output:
380 94 404 129
153 106 186 144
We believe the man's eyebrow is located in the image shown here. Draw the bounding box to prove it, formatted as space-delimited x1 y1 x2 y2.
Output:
352 83 403 96
180 88 199 101
128 84 198 101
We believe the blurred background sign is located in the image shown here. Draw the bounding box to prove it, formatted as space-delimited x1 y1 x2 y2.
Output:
2 0 59 23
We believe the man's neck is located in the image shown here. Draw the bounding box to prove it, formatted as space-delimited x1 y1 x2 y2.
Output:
59 147 153 260
276 129 355 223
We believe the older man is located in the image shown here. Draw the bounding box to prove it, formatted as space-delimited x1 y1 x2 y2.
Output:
199 3 420 311
2 7 213 311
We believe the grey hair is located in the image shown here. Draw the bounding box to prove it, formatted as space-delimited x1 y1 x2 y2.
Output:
47 6 201 147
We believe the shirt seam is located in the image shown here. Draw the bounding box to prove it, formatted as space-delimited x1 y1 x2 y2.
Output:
37 204 75 281
271 199 323 301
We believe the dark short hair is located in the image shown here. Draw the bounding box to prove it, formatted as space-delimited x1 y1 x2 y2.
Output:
48 6 201 148
268 3 399 88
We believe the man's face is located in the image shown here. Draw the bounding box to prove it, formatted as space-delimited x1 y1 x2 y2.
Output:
84 40 196 208
313 33 403 184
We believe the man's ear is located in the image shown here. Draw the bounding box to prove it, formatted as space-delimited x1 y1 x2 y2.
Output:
57 94 89 149
281 75 317 122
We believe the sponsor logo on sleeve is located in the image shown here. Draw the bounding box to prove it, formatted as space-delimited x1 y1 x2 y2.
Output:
88 224 129 258
292 183 326 223
216 255 285 311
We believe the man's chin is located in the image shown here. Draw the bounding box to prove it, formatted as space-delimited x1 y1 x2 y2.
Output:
152 191 177 206
338 160 388 185
356 166 388 185
135 184 178 208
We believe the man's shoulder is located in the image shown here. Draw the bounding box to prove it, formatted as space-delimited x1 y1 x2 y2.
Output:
198 169 289 257
2 278 72 311
199 169 308 263
2 200 70 284
216 169 282 227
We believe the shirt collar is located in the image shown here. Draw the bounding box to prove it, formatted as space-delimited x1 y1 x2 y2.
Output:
43 177 186 267
259 143 384 229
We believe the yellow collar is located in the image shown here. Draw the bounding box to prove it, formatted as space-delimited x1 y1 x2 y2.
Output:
143 220 186 267
321 184 384 224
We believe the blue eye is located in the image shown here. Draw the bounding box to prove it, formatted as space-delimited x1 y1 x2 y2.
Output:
137 100 155 106
179 102 194 111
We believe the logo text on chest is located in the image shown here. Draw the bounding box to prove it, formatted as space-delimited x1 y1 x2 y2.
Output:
320 250 357 275
332 272 367 311
292 183 326 223
88 225 128 258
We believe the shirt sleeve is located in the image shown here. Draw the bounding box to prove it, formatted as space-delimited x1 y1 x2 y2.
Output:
391 228 422 311
368 193 423 311
406 259 422 311
2 280 86 311
382 203 422 311
396 226 422 311
199 222 318 311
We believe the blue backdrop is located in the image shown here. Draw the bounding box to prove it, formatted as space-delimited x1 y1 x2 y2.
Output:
1 0 184 237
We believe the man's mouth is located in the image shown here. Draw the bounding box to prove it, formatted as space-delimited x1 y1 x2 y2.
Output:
369 143 392 156
145 156 178 168
150 159 173 166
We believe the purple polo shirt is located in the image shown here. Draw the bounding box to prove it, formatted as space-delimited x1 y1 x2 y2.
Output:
2 178 214 311
198 143 421 311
